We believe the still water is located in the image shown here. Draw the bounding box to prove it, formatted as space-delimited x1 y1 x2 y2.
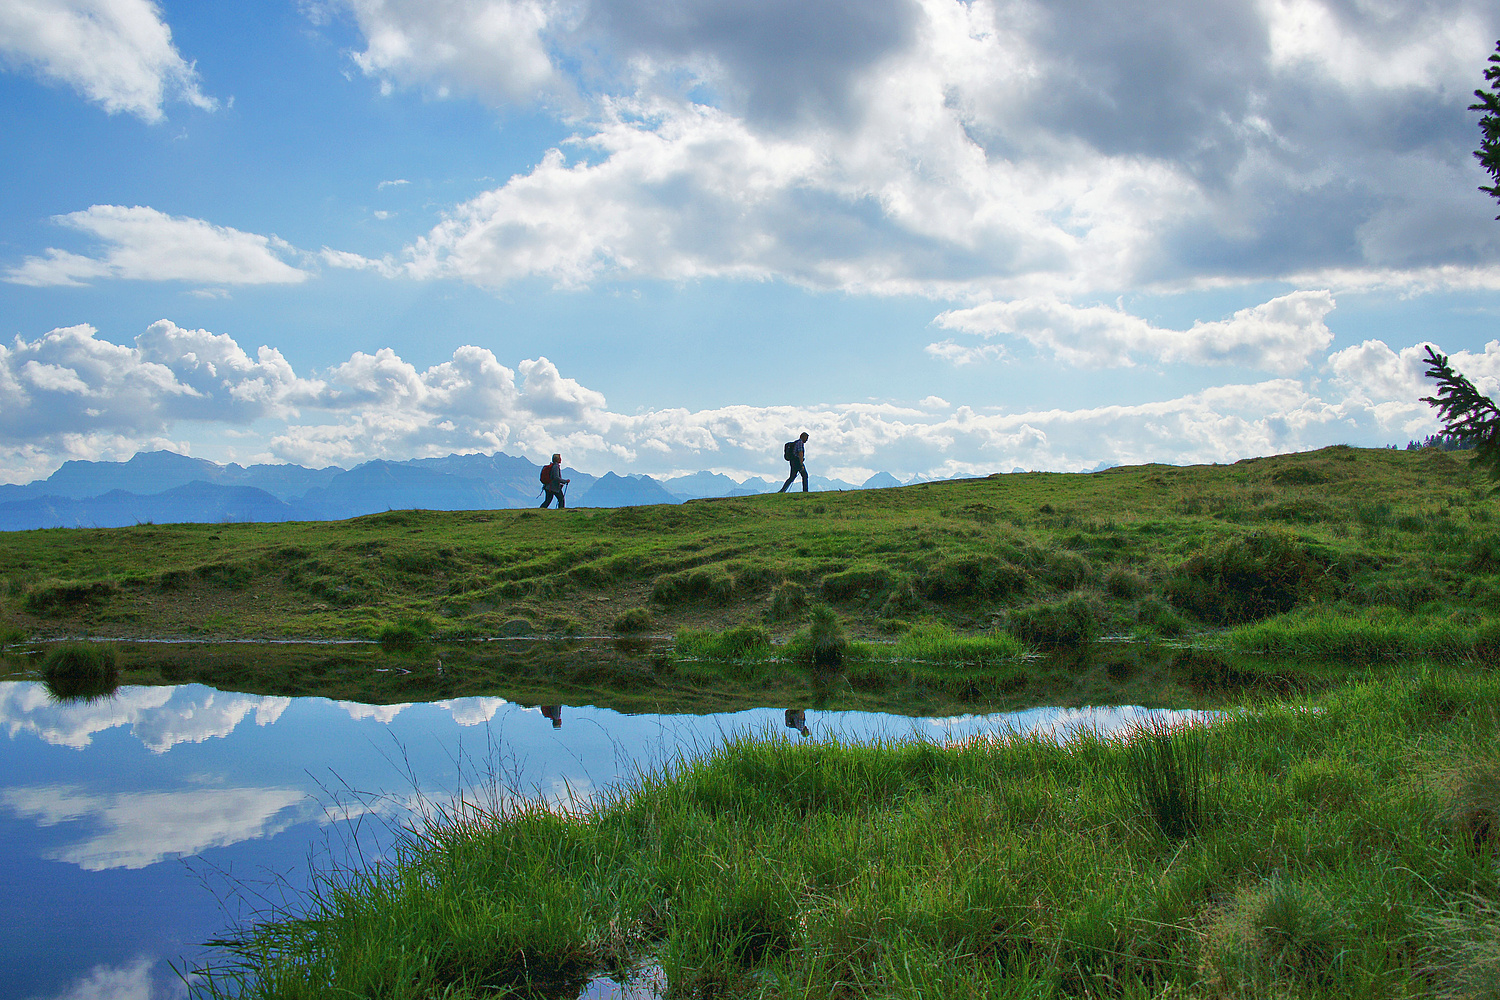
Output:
0 678 1213 999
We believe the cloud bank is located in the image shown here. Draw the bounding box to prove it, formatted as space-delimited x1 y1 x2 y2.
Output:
0 316 1468 485
330 0 1500 299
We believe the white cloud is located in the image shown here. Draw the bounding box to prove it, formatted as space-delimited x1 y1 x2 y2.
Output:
0 681 290 751
0 783 309 869
0 319 1458 485
933 289 1336 372
336 0 1500 299
6 206 310 287
0 0 215 122
341 0 558 104
34 956 173 1000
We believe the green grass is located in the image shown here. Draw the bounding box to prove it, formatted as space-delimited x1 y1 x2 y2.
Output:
0 446 1490 651
193 669 1500 999
1227 607 1492 661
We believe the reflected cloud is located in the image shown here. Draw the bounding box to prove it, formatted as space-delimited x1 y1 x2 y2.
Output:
338 701 409 724
438 697 508 726
0 683 290 752
0 783 311 870
34 955 184 1000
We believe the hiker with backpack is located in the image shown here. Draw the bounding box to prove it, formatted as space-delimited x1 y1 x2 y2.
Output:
540 453 570 508
778 432 810 493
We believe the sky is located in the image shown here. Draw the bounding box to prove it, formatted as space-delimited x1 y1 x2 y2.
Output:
2 0 1500 487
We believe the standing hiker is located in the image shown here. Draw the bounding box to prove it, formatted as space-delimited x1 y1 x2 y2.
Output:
778 432 810 493
540 453 570 508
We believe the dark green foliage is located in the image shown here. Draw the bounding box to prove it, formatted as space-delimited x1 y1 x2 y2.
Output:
820 565 892 601
1004 595 1100 649
22 578 116 614
1471 40 1500 215
919 554 1029 601
651 567 735 605
1165 531 1331 624
1134 597 1186 637
1422 345 1500 482
42 642 120 700
612 607 654 634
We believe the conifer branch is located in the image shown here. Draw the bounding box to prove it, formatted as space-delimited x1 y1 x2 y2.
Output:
1421 344 1500 481
1471 40 1500 217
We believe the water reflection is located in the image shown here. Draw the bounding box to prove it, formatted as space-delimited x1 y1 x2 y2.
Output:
0 679 1216 1000
784 708 810 736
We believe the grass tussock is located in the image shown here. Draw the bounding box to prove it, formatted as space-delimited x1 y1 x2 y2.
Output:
41 642 120 700
611 607 654 634
196 670 1500 999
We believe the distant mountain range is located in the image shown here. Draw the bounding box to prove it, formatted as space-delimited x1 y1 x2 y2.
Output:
0 450 972 531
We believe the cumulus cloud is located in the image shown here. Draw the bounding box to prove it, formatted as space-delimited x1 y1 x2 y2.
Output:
0 318 1458 485
341 0 558 104
0 0 215 121
5 206 310 287
0 681 290 751
0 783 309 869
932 290 1336 372
331 0 1500 299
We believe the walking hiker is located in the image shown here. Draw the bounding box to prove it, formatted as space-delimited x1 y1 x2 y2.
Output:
778 432 810 493
540 453 570 508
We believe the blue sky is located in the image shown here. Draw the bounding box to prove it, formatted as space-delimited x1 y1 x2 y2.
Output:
2 0 1500 486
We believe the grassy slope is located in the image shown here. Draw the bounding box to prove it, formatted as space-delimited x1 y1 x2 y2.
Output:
0 445 1491 646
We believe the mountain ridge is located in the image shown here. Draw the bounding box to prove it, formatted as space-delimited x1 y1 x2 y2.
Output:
0 450 946 530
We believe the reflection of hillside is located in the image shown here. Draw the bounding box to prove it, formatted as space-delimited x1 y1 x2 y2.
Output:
0 683 289 752
0 783 310 870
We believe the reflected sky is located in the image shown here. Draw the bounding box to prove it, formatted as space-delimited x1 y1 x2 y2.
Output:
0 681 1214 1000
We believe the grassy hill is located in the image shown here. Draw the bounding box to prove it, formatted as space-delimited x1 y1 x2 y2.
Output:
0 444 1493 649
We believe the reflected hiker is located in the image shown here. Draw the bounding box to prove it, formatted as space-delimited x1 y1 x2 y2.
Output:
784 708 810 737
541 705 562 729
778 432 810 493
540 454 570 508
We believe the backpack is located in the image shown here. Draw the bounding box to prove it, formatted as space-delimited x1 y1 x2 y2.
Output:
783 440 797 462
540 463 552 485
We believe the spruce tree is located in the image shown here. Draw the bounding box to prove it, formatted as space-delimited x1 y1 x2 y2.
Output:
1471 40 1500 217
1421 345 1500 481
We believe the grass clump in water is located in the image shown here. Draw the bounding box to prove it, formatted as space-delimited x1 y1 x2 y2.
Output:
41 642 120 700
785 605 855 668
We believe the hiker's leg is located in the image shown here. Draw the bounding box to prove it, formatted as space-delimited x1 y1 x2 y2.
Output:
799 463 809 491
541 491 555 508
557 492 566 509
780 466 796 492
